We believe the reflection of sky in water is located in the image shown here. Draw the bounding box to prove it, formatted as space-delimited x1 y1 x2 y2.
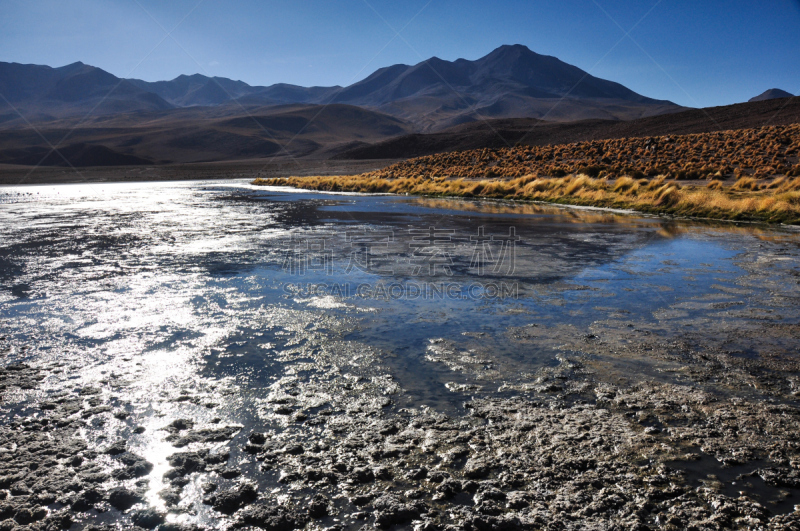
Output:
0 181 795 384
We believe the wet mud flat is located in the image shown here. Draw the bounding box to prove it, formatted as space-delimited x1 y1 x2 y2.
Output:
4 313 800 531
1 182 800 530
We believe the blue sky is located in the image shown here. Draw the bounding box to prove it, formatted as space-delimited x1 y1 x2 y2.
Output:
1 0 798 108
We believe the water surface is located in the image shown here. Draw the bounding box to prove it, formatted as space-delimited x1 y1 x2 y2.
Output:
2 179 799 524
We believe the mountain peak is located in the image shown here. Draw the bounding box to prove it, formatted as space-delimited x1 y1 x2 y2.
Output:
174 73 208 81
484 44 539 58
749 88 794 102
496 44 534 52
56 61 91 74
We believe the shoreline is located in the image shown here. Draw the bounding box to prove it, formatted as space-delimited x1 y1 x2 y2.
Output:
253 174 800 226
0 159 401 186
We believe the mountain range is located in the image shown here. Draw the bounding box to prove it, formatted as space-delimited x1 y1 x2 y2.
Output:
1 45 681 127
0 44 724 166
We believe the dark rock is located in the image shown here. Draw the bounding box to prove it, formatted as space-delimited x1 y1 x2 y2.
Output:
131 507 166 528
203 482 257 514
159 487 182 506
166 419 195 432
350 494 374 507
373 466 392 480
464 459 493 479
372 494 423 528
757 467 800 488
428 471 449 483
436 480 462 498
107 487 144 510
220 468 241 479
166 449 229 477
283 444 304 455
169 476 191 487
0 503 14 520
238 502 309 530
168 426 240 447
166 450 209 475
349 467 374 484
308 494 329 518
14 506 47 525
40 511 73 530
103 439 127 455
249 432 267 444
474 488 506 504
71 488 103 511
112 452 153 480
244 442 264 454
10 483 32 495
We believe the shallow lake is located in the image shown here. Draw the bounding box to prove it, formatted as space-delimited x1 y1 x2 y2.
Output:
1 180 799 526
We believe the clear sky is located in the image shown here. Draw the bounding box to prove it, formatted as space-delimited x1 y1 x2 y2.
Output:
1 0 798 108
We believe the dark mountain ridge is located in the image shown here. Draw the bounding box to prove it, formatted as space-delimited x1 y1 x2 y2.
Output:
0 45 682 130
0 61 173 119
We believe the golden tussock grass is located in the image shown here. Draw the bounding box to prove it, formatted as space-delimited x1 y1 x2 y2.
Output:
253 174 800 224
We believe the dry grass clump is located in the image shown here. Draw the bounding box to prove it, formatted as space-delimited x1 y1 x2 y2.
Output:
732 177 759 191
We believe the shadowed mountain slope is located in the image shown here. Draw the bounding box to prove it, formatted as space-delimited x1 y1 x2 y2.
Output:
334 96 800 160
0 103 411 166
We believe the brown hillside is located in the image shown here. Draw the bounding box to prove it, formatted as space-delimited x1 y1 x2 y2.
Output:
336 96 800 160
358 123 800 182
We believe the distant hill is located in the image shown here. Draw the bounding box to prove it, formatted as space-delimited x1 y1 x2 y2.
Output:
0 61 173 119
0 143 154 167
127 74 258 107
334 96 800 160
749 88 794 102
0 103 411 165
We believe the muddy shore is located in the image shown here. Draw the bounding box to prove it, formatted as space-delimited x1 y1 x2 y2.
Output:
3 310 800 530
